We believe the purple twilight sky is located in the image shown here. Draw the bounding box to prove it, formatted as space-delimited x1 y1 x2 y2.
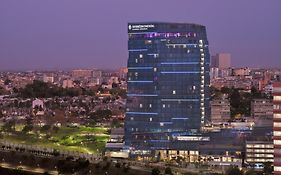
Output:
0 0 280 71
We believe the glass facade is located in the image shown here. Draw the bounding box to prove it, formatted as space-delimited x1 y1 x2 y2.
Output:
125 22 210 150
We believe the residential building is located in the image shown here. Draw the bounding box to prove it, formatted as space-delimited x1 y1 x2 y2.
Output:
62 79 74 88
251 99 273 118
43 74 54 83
273 82 281 174
211 95 231 123
246 141 274 164
72 69 93 78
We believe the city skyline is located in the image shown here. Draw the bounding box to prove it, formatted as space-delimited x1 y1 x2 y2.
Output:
0 0 280 71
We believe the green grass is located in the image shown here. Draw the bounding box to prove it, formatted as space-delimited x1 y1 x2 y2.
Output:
0 125 109 154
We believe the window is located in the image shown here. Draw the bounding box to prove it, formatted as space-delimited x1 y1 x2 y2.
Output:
139 54 143 58
140 104 143 108
145 40 152 44
274 140 281 145
274 87 281 93
274 105 281 110
274 122 281 127
274 166 281 172
274 96 281 101
162 104 166 108
275 114 281 118
172 90 176 94
149 104 152 108
149 118 152 122
274 131 281 136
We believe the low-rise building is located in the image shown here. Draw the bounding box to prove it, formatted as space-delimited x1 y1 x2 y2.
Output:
245 141 274 164
251 99 273 118
62 79 74 88
211 95 231 123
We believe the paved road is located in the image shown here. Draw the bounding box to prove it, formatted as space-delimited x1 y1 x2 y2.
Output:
0 162 58 175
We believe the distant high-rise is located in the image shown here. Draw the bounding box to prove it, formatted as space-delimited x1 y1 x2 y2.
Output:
211 53 231 69
125 22 210 151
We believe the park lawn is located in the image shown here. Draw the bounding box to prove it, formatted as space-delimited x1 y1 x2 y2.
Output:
0 126 109 154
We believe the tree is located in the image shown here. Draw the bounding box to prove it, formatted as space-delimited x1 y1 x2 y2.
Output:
22 125 33 134
0 110 3 118
4 79 12 85
165 167 173 175
245 170 258 175
151 168 161 175
76 158 90 170
263 162 273 175
115 162 121 168
2 120 16 132
251 86 262 98
40 125 51 133
111 118 122 128
225 166 243 175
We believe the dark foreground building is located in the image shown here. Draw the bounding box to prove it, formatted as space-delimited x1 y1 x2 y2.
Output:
125 22 210 153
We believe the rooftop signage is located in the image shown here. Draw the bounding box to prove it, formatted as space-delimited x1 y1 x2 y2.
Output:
128 24 155 31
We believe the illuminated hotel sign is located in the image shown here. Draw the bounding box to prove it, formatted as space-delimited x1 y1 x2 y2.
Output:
128 24 155 31
175 136 210 141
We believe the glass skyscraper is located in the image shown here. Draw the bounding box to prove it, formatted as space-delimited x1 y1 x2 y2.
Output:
125 22 210 151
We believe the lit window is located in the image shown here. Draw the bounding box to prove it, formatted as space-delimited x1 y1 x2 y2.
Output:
139 54 143 58
274 122 281 127
154 68 157 72
172 90 176 94
274 96 281 101
274 140 281 145
274 105 281 110
275 114 281 118
135 59 138 63
160 123 164 126
145 40 152 44
149 118 152 122
140 104 143 108
162 104 166 108
149 104 152 108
